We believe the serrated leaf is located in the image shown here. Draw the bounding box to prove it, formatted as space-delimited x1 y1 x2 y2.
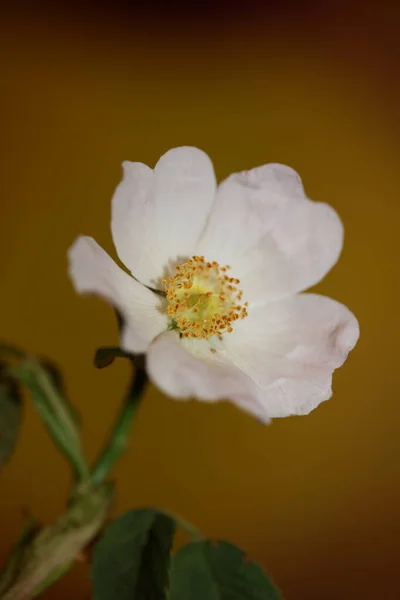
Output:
0 367 22 468
169 540 284 600
92 508 176 600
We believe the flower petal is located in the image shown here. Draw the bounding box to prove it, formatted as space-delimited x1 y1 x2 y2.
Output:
222 293 359 417
111 147 217 288
196 163 343 305
146 331 271 422
147 293 358 420
68 236 168 353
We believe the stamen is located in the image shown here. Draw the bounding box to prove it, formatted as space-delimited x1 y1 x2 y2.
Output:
161 256 248 339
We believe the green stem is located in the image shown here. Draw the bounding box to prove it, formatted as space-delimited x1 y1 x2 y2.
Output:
32 562 73 597
0 516 39 596
0 484 114 600
90 365 148 486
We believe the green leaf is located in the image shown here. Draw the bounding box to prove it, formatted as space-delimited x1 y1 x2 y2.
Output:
92 509 176 600
10 359 89 482
0 364 22 468
169 540 284 600
0 347 86 478
39 359 80 426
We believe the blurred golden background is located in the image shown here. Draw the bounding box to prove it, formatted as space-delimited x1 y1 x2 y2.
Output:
1 1 399 598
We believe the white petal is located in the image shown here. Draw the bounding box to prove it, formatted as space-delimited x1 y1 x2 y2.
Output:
111 147 216 288
68 236 168 353
146 331 271 422
147 293 358 421
222 293 359 417
196 163 343 305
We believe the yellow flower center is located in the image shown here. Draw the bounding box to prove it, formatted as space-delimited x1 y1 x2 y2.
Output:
162 256 248 339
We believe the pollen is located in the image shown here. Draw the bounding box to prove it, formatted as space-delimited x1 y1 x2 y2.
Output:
162 256 248 339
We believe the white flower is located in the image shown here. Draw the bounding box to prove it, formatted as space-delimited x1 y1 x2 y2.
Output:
68 147 359 422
